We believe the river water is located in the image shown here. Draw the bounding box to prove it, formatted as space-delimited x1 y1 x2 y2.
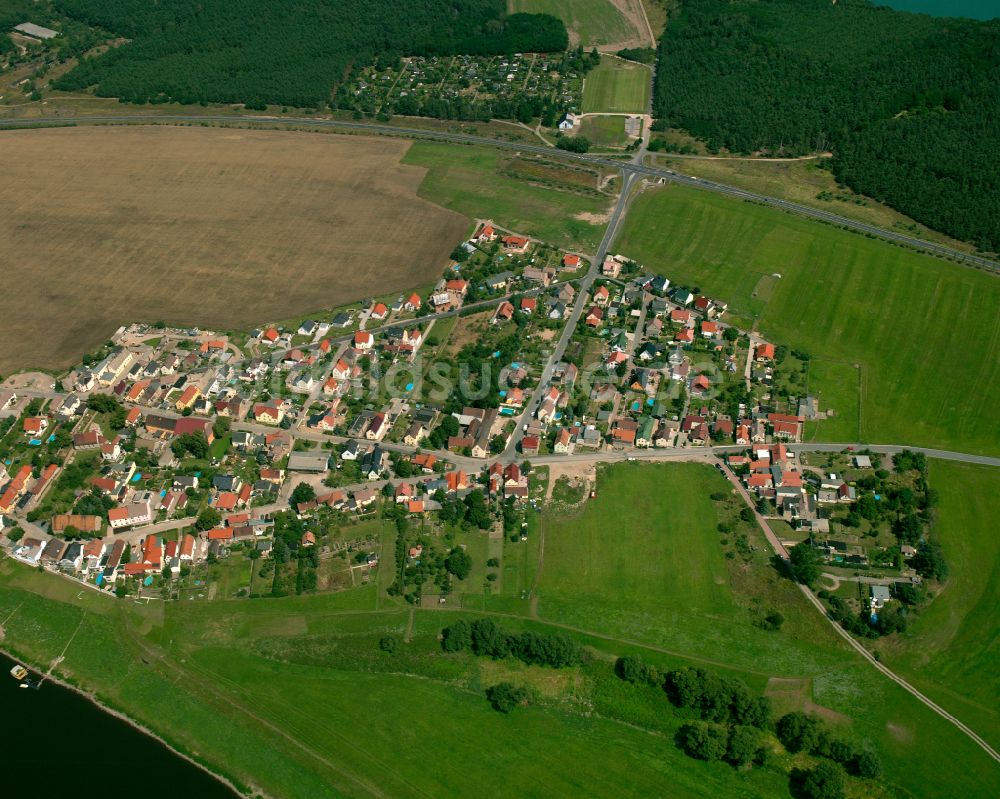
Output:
1 653 236 798
878 0 1000 19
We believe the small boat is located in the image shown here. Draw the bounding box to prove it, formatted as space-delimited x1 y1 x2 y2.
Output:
10 664 28 681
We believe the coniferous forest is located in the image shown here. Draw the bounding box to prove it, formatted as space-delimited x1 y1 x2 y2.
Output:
653 0 1000 252
51 0 567 109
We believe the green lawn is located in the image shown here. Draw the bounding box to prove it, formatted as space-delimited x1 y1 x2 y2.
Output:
616 184 1000 456
536 463 847 676
577 114 628 148
509 0 639 47
581 56 651 113
403 141 608 252
880 460 1000 746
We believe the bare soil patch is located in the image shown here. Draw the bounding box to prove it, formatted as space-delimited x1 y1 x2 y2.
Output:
765 677 852 725
574 210 612 224
608 0 656 49
0 126 469 374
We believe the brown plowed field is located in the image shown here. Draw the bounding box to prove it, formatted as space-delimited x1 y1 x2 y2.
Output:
0 126 469 373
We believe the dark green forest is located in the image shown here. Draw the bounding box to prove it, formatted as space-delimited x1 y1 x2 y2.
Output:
653 0 1000 251
50 0 567 108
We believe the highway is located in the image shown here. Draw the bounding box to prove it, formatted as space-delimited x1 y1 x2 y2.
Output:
1 114 997 273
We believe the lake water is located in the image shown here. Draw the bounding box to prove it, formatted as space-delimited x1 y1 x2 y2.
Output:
1 653 236 798
878 0 1000 19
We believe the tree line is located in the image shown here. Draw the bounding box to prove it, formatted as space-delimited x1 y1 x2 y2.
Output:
441 618 581 668
51 0 567 108
652 0 1000 251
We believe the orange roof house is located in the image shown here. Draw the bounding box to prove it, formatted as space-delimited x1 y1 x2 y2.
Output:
446 470 469 492
215 492 238 511
755 343 776 361
502 235 529 250
23 416 47 435
175 385 200 410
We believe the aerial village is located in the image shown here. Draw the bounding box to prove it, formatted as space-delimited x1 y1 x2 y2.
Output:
0 222 924 615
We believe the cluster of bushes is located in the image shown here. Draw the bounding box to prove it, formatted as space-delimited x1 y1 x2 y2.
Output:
616 47 655 64
777 712 882 779
556 136 591 153
613 656 882 795
441 618 581 668
486 682 529 713
677 720 765 767
664 666 771 728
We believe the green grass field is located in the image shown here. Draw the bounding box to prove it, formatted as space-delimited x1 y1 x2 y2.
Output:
880 460 1000 745
403 141 608 251
536 464 848 676
2 466 998 798
577 114 628 148
509 0 639 47
616 184 1000 456
582 56 651 113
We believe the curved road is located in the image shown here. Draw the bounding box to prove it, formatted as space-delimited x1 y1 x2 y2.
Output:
1 113 998 273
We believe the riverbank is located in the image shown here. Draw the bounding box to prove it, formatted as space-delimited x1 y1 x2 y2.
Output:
0 645 247 799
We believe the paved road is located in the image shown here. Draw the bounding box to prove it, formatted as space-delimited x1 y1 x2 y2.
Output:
504 171 639 457
2 114 997 273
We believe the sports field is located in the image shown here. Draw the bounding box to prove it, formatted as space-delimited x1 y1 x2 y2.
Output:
2 461 999 798
403 141 610 251
509 0 642 48
581 56 651 113
0 126 468 374
616 185 1000 456
880 460 1000 745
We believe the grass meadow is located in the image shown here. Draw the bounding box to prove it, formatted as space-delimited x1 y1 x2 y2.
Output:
616 184 1000 456
578 114 628 148
403 141 610 251
581 56 651 113
2 462 999 798
879 460 1000 745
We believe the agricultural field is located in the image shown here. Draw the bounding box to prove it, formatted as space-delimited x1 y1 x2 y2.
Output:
509 0 644 48
616 184 1000 456
581 56 651 113
0 126 469 375
649 154 980 256
402 141 612 251
879 460 1000 746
